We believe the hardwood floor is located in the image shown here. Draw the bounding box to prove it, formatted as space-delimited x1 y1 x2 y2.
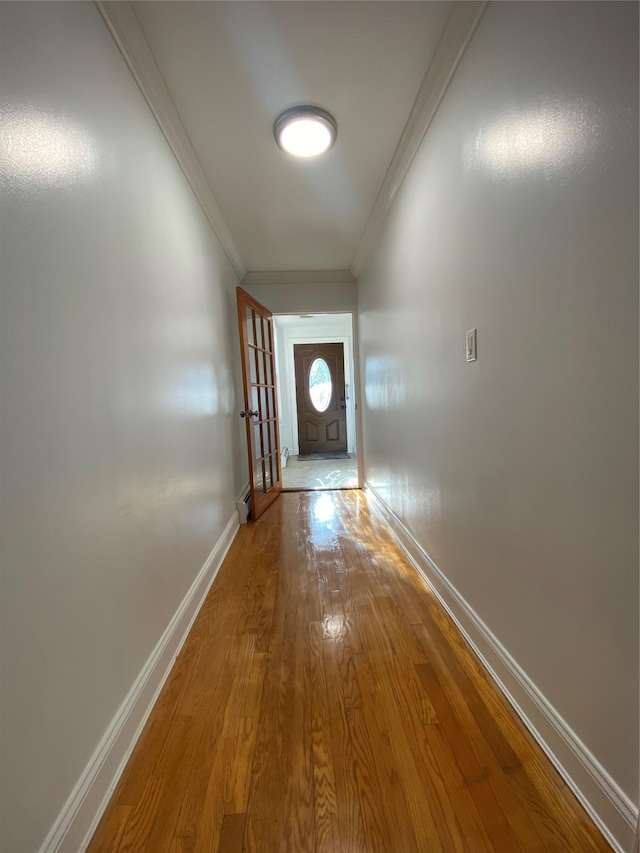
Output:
87 490 612 852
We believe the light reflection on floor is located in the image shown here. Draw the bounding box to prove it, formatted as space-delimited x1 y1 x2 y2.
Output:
313 492 336 522
281 455 358 491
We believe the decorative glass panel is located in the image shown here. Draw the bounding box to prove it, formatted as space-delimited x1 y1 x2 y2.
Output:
245 308 254 345
266 388 275 420
308 357 332 413
253 423 263 458
256 462 265 496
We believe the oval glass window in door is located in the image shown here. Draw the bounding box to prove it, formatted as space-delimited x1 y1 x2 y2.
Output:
309 357 332 412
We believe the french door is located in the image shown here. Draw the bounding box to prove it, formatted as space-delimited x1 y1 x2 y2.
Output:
236 287 282 520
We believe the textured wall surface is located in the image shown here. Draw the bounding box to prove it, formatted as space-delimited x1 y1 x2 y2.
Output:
358 0 638 810
0 4 246 850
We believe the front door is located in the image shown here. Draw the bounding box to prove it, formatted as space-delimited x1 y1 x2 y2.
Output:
294 342 347 455
236 287 282 520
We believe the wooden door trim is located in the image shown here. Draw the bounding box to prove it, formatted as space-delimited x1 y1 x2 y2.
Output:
236 287 282 520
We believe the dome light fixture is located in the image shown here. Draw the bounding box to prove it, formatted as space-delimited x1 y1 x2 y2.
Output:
273 105 337 159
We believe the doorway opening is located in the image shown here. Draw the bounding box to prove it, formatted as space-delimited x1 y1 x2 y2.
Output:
272 313 359 491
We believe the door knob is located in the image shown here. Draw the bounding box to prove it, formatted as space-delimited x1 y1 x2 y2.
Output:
240 410 259 418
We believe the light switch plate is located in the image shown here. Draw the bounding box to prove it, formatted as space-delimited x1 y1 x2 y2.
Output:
466 328 477 362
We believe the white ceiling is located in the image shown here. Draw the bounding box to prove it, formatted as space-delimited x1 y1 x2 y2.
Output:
130 1 453 273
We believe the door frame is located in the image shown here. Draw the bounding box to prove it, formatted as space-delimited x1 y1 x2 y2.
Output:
286 334 354 456
271 310 363 489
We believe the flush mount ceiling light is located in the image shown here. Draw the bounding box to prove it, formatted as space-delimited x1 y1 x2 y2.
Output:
273 106 337 159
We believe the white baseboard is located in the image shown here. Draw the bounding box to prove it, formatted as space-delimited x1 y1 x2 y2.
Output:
39 512 239 853
365 482 638 853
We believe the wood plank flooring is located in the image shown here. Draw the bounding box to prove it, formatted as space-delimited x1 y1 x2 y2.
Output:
87 490 612 852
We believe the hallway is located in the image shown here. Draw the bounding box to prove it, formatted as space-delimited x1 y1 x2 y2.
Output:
1 3 637 850
88 491 610 852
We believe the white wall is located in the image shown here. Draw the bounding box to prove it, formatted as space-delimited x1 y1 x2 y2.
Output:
0 4 245 851
273 314 356 455
358 2 638 848
242 280 356 315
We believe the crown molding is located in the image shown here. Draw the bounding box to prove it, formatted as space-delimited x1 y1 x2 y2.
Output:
243 270 355 287
350 1 488 280
95 1 247 281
